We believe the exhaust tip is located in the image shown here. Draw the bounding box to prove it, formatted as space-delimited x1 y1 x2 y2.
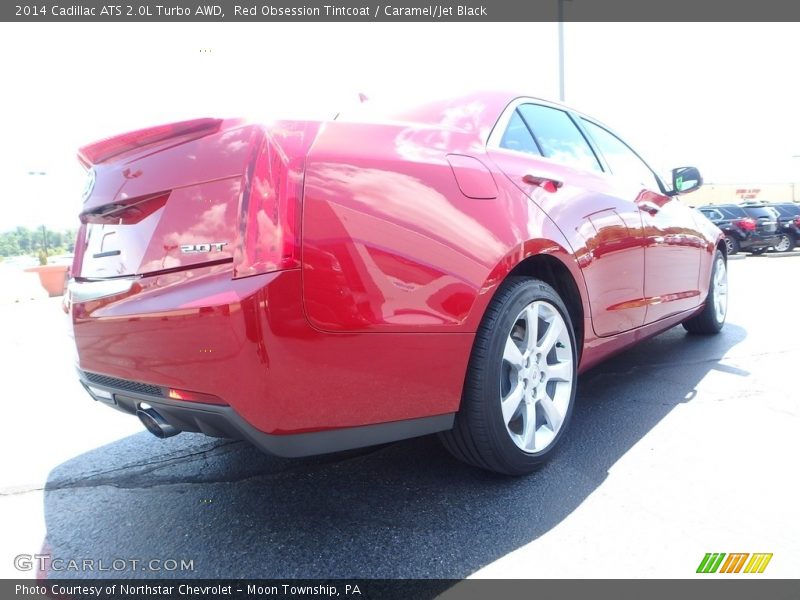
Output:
136 405 180 439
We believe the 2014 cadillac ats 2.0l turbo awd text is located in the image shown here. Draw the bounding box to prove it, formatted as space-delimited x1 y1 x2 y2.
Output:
66 91 727 475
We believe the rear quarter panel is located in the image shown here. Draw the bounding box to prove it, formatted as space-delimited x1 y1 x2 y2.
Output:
300 120 590 334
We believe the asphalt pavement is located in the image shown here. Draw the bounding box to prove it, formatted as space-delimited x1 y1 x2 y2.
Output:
0 253 798 580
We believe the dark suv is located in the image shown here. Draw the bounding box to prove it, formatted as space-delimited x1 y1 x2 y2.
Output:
739 204 782 254
698 204 779 255
763 202 800 252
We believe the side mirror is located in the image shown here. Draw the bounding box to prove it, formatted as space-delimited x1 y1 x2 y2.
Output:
672 166 703 195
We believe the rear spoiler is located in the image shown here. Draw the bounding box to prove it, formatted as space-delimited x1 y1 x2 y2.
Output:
77 118 223 167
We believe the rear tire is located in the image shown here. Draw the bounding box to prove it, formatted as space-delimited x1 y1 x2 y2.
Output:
773 233 795 253
683 250 727 335
439 277 577 476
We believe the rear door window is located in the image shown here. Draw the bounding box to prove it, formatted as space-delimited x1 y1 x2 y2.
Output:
517 104 602 173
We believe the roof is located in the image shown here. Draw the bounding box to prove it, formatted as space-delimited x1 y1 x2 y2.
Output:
339 90 568 142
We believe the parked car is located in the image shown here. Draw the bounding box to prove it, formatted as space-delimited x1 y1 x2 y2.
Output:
67 92 727 475
738 204 783 254
697 204 779 255
764 202 800 252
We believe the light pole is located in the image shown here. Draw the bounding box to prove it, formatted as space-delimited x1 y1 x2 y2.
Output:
27 171 48 259
558 0 571 102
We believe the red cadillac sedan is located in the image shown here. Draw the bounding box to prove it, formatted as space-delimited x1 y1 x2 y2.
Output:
67 91 727 475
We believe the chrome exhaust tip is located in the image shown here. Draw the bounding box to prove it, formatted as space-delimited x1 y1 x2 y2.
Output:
136 404 180 439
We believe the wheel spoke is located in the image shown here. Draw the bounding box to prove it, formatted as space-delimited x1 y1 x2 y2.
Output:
521 400 536 449
538 317 564 354
503 337 524 369
523 303 539 352
501 382 524 424
539 393 562 432
546 360 572 382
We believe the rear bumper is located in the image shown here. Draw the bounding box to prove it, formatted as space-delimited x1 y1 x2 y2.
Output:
69 265 469 443
739 234 780 250
77 369 453 457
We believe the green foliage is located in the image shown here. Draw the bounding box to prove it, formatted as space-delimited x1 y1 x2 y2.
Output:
0 226 78 257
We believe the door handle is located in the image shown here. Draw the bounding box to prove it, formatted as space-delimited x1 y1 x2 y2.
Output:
523 174 562 193
637 200 661 215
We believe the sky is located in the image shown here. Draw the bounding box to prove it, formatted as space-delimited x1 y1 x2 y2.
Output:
1 22 799 230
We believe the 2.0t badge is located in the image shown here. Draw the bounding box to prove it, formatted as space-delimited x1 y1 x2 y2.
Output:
180 242 228 254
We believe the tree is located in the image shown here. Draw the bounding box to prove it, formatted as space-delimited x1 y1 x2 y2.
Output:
0 226 78 257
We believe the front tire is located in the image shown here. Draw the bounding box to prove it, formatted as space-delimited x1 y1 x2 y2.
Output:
439 278 577 475
683 249 728 334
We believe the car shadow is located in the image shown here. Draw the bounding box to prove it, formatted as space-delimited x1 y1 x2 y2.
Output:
40 324 746 580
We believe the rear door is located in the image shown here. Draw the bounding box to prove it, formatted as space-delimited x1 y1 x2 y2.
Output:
487 101 647 337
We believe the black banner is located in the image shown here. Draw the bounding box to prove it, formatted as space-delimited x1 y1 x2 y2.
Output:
4 0 800 22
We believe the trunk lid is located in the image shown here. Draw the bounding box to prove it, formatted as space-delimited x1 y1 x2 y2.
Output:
74 119 258 279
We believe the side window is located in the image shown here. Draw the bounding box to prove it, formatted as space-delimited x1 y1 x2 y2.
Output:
701 209 722 221
517 104 602 172
499 110 541 156
581 119 662 192
719 206 746 219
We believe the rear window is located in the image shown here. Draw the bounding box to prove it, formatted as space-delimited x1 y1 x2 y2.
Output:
743 206 779 220
717 206 748 219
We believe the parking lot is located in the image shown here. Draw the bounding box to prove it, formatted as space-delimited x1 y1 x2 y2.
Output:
0 253 797 580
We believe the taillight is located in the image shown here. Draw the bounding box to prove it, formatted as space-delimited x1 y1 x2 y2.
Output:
794 216 800 227
734 218 757 232
77 118 222 166
233 132 300 278
233 122 320 279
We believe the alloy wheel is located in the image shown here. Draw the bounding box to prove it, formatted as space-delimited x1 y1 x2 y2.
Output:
725 236 735 254
774 234 791 252
712 256 728 323
500 301 573 453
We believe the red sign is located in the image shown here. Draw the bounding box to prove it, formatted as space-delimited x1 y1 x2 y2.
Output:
735 188 761 199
